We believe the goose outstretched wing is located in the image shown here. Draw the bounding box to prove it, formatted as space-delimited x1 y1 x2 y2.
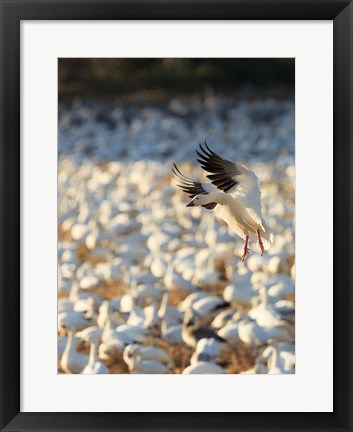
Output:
196 141 263 225
172 163 217 210
196 141 242 193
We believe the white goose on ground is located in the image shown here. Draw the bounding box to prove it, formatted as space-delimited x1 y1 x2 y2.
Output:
124 344 174 367
182 358 225 374
266 275 295 299
99 305 130 359
217 320 241 344
178 292 211 313
58 310 94 332
133 283 163 307
143 300 160 330
77 326 109 374
211 309 235 329
161 318 183 344
273 299 295 324
158 292 183 327
145 227 168 278
58 314 91 374
267 341 294 374
97 300 115 329
182 310 226 348
192 245 223 288
60 331 89 374
216 311 246 343
223 269 257 307
238 316 292 346
191 295 229 320
58 334 80 360
164 262 197 293
69 281 103 305
123 346 170 374
190 338 221 365
173 141 273 261
99 326 126 361
240 363 269 374
248 286 283 328
115 323 150 344
257 341 295 371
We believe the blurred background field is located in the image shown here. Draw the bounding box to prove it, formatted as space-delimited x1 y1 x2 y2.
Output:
59 58 294 100
58 58 295 375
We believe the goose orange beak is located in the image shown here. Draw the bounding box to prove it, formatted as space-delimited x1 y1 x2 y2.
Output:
186 199 195 207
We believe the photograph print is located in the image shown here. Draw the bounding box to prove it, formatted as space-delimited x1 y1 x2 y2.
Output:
58 58 295 374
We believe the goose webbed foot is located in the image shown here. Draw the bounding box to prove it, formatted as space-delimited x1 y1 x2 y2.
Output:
240 235 250 262
256 229 265 256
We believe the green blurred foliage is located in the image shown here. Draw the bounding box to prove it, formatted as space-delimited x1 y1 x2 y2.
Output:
58 58 294 99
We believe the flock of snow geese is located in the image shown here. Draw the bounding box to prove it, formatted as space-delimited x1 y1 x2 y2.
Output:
58 136 295 374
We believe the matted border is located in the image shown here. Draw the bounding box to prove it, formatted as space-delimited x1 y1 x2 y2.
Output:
23 21 331 413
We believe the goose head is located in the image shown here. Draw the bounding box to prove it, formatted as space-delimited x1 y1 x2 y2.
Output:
58 311 93 335
183 309 201 327
186 195 207 207
186 192 223 208
77 325 103 342
123 344 141 367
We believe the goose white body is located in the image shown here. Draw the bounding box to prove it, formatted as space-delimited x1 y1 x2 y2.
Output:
161 322 183 344
61 331 88 374
182 361 225 374
217 322 240 343
77 326 109 375
124 344 173 367
123 346 171 374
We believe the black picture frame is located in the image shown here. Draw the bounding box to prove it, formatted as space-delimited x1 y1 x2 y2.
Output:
1 1 352 431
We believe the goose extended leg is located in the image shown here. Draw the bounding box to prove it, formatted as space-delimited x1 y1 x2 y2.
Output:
241 235 250 262
256 229 265 256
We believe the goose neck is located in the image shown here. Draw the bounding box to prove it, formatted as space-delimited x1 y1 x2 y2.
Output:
269 346 279 370
64 330 75 356
161 319 168 335
159 293 169 319
89 339 99 366
207 191 228 205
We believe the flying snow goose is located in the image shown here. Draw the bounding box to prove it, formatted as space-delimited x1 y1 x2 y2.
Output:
173 141 273 261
